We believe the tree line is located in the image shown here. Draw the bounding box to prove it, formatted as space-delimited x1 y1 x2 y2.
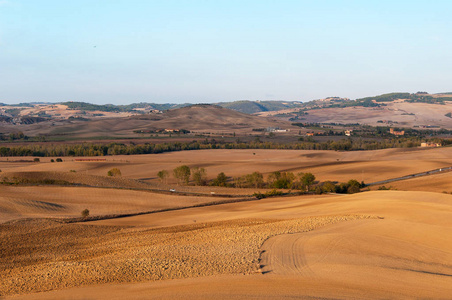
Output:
1 137 448 157
159 165 364 195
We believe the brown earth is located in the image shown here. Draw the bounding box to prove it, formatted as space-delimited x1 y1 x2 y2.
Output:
1 147 451 188
1 148 452 299
2 191 452 299
0 185 237 223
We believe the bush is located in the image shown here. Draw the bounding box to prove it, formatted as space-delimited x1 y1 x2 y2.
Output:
331 179 363 194
33 158 40 162
107 168 122 177
378 185 392 190
253 189 284 199
56 158 63 162
50 159 55 162
81 209 90 218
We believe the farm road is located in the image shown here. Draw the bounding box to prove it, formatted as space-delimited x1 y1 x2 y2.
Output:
367 166 452 186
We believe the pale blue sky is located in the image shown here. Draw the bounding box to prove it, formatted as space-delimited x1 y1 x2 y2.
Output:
0 0 451 104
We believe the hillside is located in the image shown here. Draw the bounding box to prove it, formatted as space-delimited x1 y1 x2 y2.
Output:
133 104 292 131
1 93 452 138
258 93 452 130
1 147 452 298
0 101 299 123
0 104 296 138
217 100 303 114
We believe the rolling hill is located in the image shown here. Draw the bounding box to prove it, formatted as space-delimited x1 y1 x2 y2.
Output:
258 93 452 130
1 104 297 138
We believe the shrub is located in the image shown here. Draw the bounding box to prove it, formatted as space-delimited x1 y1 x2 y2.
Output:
33 158 40 162
56 158 63 162
107 168 122 177
253 192 265 199
378 185 392 190
50 159 55 162
253 189 284 199
81 209 90 218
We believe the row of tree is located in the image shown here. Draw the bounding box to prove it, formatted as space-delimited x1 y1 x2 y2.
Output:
158 166 363 194
1 136 449 157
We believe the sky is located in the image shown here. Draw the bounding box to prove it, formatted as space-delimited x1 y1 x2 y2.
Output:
0 0 451 104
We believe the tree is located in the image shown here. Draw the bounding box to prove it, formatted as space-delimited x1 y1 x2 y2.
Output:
211 172 228 186
321 181 336 193
300 172 316 191
107 168 121 177
81 209 90 218
268 171 295 189
157 170 169 184
247 171 264 188
192 167 207 186
347 179 361 194
173 165 191 185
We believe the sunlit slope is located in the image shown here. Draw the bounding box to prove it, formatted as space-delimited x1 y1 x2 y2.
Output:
2 147 450 188
6 190 452 299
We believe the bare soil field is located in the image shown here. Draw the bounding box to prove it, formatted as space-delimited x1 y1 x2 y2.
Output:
1 147 451 188
370 171 452 193
0 185 235 223
1 147 452 299
2 191 452 299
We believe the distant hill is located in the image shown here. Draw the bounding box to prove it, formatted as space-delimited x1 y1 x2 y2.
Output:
257 93 452 130
1 92 452 135
355 92 451 104
217 100 302 114
129 104 293 131
58 100 303 115
59 101 192 112
0 104 297 138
